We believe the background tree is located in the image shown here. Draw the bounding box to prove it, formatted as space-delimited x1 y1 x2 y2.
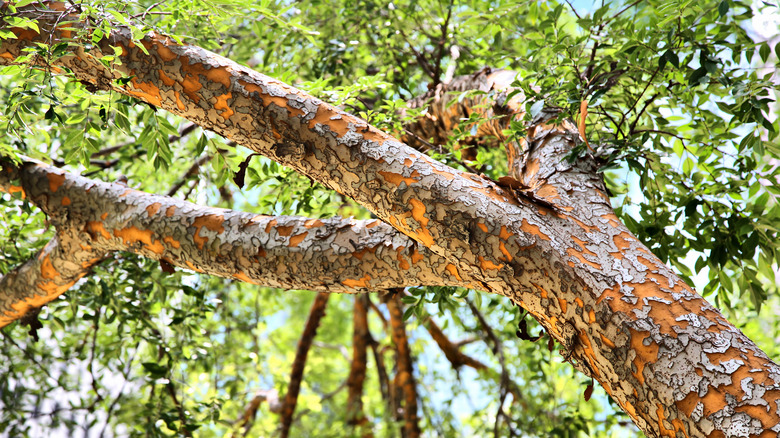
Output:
1 0 779 437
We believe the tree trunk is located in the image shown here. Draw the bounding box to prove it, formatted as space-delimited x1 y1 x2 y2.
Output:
2 5 780 436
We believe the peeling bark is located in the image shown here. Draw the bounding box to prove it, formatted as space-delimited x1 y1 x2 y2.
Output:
2 5 780 436
0 158 469 326
0 231 104 327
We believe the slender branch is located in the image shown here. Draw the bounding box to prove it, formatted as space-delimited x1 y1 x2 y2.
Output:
631 128 688 142
166 380 192 437
346 295 371 429
385 292 421 438
279 293 330 438
621 66 661 134
231 389 281 437
563 0 582 20
431 0 456 86
166 153 212 197
603 0 643 26
367 329 392 411
423 317 487 371
465 298 512 437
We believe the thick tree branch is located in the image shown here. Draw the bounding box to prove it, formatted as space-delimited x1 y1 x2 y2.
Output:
0 229 104 328
3 6 780 436
0 158 470 326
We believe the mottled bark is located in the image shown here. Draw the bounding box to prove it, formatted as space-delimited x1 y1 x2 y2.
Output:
2 5 780 436
279 293 330 438
0 158 469 326
401 68 523 160
386 294 421 438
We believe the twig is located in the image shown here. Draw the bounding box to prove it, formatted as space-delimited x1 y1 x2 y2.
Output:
465 298 511 437
166 380 191 437
431 0 456 86
603 0 643 26
166 154 212 197
563 0 582 19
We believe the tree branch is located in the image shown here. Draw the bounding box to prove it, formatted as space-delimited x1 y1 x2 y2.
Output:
346 295 370 430
0 158 471 327
279 293 330 438
385 293 420 438
4 7 780 435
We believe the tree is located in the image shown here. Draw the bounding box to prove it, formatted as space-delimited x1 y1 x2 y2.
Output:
1 1 779 437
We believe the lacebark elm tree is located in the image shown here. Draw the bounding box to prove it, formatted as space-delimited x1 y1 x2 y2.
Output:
1 4 779 437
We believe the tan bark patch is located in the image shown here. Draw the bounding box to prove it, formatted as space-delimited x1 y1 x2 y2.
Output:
128 77 162 107
445 264 462 281
288 232 307 247
146 203 161 216
238 80 305 118
158 69 175 86
276 225 294 236
233 272 256 284
518 219 550 240
397 247 410 270
163 236 180 249
214 92 234 119
192 214 225 250
478 256 503 271
343 275 371 288
85 221 111 240
408 198 433 246
47 172 65 192
304 219 324 228
628 328 659 386
114 226 164 254
265 219 277 233
40 254 58 280
378 170 419 187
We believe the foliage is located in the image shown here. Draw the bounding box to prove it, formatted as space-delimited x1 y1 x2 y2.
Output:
1 0 779 437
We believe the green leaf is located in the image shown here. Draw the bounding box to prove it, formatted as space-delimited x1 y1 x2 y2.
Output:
688 67 707 86
402 305 415 321
65 113 87 125
718 0 729 17
14 0 39 7
759 42 771 63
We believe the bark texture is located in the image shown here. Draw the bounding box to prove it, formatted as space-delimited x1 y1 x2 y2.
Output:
0 158 469 325
2 4 780 437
